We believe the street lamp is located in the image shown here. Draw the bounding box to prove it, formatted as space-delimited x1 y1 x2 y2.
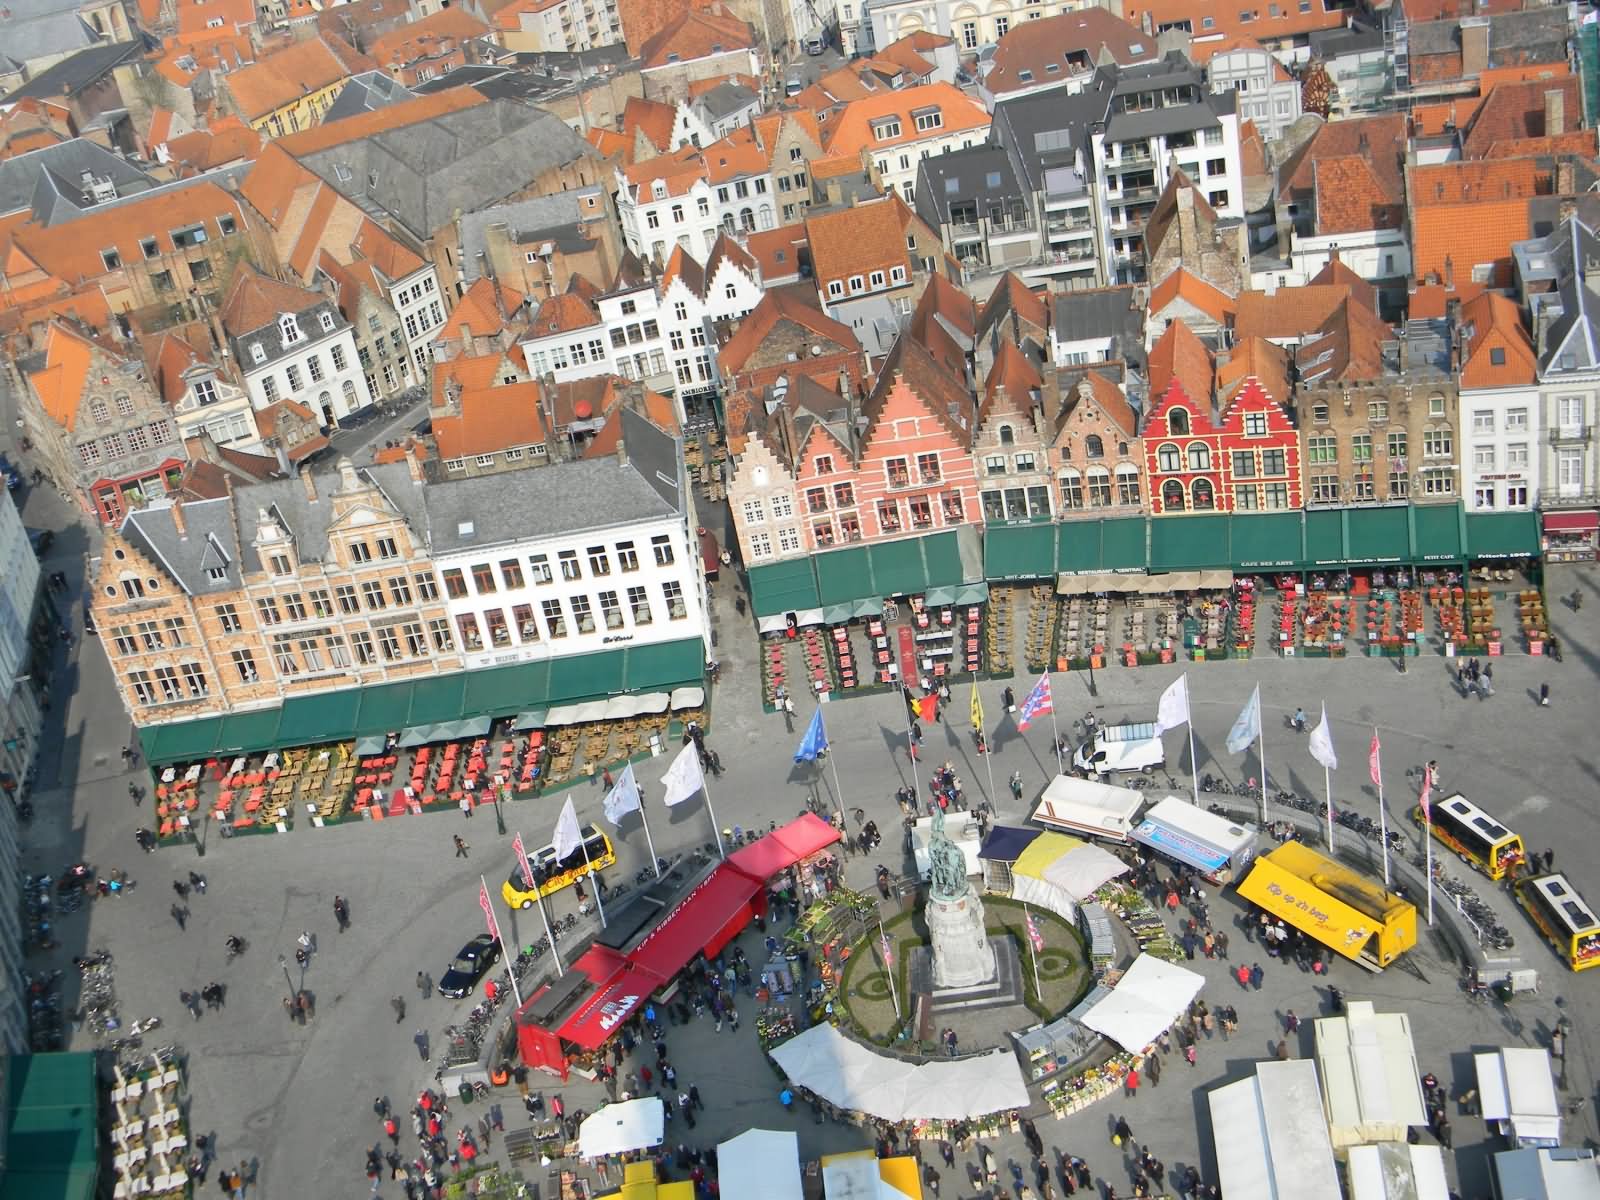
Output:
277 954 294 996
492 782 508 837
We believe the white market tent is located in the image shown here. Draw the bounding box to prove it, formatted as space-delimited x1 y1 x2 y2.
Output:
1347 1143 1450 1200
1008 832 1129 922
1077 953 1204 1052
911 811 984 881
1314 1001 1429 1148
719 1130 803 1200
1492 1148 1600 1200
822 1155 919 1200
769 1023 1029 1121
1208 1059 1341 1200
577 1098 664 1160
1477 1048 1562 1148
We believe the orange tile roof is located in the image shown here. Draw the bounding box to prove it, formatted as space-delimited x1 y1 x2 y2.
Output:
659 243 705 297
288 185 343 279
1216 336 1290 409
981 339 1042 422
820 82 989 159
1147 319 1212 408
876 32 952 77
583 387 679 456
621 96 678 153
220 265 324 335
527 291 598 337
255 398 328 462
687 71 759 99
718 287 859 376
353 219 426 280
1461 76 1581 158
586 128 632 162
367 8 490 70
741 223 807 281
1482 131 1598 159
161 122 263 173
1124 0 1345 43
29 323 96 431
432 351 508 406
617 0 693 56
1411 157 1550 287
433 381 547 459
0 283 112 338
440 276 525 342
1148 269 1235 325
1279 113 1406 232
639 6 753 70
1294 296 1391 384
620 144 706 199
1406 282 1486 320
1458 290 1537 390
239 142 319 227
983 8 1155 96
1059 369 1136 438
177 0 257 35
1313 155 1405 236
1237 118 1268 178
805 196 912 296
1234 284 1369 341
271 87 484 156
1308 257 1377 313
979 272 1048 339
225 34 375 122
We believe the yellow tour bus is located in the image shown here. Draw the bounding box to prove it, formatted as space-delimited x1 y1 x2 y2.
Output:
1514 873 1600 971
1236 841 1418 971
501 824 616 908
1413 792 1527 881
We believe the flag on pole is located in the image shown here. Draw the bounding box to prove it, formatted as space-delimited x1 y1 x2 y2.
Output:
512 830 538 891
602 762 642 826
552 795 583 860
970 681 984 732
1153 674 1191 736
1368 730 1382 789
660 741 706 807
879 933 893 967
793 707 830 763
908 693 938 723
1419 761 1435 819
1025 910 1044 952
1225 685 1262 755
1308 703 1338 770
478 879 502 942
1016 674 1053 732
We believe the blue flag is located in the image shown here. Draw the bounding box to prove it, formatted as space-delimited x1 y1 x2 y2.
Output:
794 706 829 763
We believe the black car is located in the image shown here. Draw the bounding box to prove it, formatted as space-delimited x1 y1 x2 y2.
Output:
436 934 501 999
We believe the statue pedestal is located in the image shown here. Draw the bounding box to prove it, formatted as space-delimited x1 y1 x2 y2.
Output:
927 891 998 990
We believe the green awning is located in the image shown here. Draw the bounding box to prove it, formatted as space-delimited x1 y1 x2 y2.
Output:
1056 520 1103 574
408 673 467 726
954 582 989 605
1345 506 1410 565
356 680 415 737
549 648 624 701
465 660 546 717
214 707 284 755
924 586 958 605
623 638 704 691
984 522 1056 580
1229 512 1303 570
277 688 360 746
870 537 929 596
512 709 548 732
851 597 884 617
921 531 964 588
1150 514 1229 571
1303 509 1345 566
815 546 873 606
1100 518 1147 572
355 734 388 756
141 716 223 766
1467 510 1540 560
1410 502 1464 563
748 558 821 617
821 603 854 624
1 1052 98 1200
397 724 442 748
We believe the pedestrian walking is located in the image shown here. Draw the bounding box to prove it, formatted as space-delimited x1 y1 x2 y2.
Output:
415 1030 430 1062
728 1006 740 1033
1544 848 1556 874
1249 962 1264 990
688 1084 702 1111
1124 1067 1139 1098
1235 963 1251 990
454 835 469 858
392 995 406 1023
460 794 473 819
1009 771 1023 803
1284 1010 1299 1034
417 971 431 997
1275 1040 1289 1061
1540 681 1550 707
170 903 187 930
1215 930 1229 959
172 879 189 900
1185 1044 1197 1067
334 896 351 930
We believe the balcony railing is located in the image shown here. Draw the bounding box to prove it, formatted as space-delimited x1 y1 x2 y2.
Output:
1544 490 1600 509
1046 216 1093 236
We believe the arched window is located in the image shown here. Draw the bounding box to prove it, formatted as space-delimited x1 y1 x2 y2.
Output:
1187 442 1211 471
1192 478 1215 510
999 425 1015 445
739 207 755 232
1168 408 1190 435
342 379 357 407
1085 434 1104 458
279 314 301 345
1157 443 1180 471
1058 470 1083 509
1162 480 1186 511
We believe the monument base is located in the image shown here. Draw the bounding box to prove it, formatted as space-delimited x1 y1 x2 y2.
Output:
909 936 1024 1012
924 891 998 989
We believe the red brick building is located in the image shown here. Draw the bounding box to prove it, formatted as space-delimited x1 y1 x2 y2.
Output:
1142 376 1301 515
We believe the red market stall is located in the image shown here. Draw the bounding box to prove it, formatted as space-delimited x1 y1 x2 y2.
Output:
628 867 766 984
728 812 840 880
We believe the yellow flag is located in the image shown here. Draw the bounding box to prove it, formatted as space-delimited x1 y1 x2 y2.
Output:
970 680 984 731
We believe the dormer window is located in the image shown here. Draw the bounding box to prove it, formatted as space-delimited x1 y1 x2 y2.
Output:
279 315 301 346
913 108 943 132
194 378 218 406
871 118 902 141
1169 408 1190 434
319 311 335 333
250 343 266 364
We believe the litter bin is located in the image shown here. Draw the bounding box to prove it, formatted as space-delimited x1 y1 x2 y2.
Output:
458 1081 475 1105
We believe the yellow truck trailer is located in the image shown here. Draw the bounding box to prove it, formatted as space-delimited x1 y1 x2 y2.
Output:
1236 842 1417 971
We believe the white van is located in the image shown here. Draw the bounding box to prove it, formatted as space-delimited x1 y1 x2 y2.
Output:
1073 721 1164 777
803 30 827 54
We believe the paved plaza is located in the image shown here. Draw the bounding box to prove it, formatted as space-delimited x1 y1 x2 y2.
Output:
15 450 1600 1196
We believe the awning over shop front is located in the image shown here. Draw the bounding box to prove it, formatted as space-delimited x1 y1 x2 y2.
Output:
669 686 704 710
1303 508 1345 566
953 582 988 604
984 522 1057 580
577 1097 665 1159
851 597 884 617
1467 510 1540 560
1149 514 1229 572
214 708 284 756
277 689 360 747
1101 518 1147 572
1229 512 1302 570
727 812 841 879
870 537 928 597
924 585 958 605
512 709 548 732
1198 569 1233 590
1544 510 1600 533
354 734 388 756
1411 503 1465 563
628 866 766 982
1344 506 1410 565
815 546 872 607
821 603 854 625
748 557 822 618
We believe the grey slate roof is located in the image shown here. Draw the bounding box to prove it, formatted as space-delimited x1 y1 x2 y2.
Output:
991 74 1111 197
456 191 588 284
694 81 758 123
322 70 416 124
0 137 155 222
1051 285 1145 370
1406 8 1570 63
411 65 509 94
0 0 101 77
914 144 1025 226
0 38 143 103
122 496 244 596
231 461 431 575
1307 21 1384 58
295 96 600 240
1517 217 1600 378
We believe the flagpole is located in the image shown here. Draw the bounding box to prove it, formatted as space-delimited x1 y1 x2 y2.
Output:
638 795 663 881
517 830 564 977
703 772 725 860
482 875 525 1008
1324 762 1334 853
581 832 607 928
1048 682 1064 778
976 671 996 812
1024 903 1042 999
1374 732 1390 889
1184 674 1199 806
878 915 901 1022
1253 684 1268 826
1424 769 1435 928
818 705 848 829
901 682 922 799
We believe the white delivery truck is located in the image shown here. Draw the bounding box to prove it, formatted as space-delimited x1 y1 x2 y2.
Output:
1030 775 1147 843
1073 721 1165 776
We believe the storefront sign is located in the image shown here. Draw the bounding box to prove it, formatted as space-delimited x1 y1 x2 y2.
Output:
1131 819 1228 872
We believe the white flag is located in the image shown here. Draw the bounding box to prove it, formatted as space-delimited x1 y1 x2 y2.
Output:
552 795 583 860
1308 702 1338 771
1226 685 1262 755
660 741 705 808
1153 673 1191 736
603 762 642 826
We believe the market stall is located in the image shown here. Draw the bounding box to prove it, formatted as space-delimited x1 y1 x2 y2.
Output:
769 1023 1029 1122
1030 775 1147 843
1314 1001 1428 1149
1075 952 1204 1052
1003 831 1128 922
1236 842 1417 970
577 1097 664 1160
1346 1143 1449 1200
911 811 984 881
718 1130 802 1200
1208 1060 1341 1200
1476 1048 1562 1148
1129 797 1257 884
1491 1148 1600 1199
821 1152 923 1200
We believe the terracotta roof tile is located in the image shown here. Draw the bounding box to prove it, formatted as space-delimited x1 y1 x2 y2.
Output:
219 265 324 335
1278 113 1405 223
1481 131 1598 159
617 0 692 56
271 88 485 157
620 144 706 199
805 195 913 297
177 0 257 36
1307 257 1377 313
367 8 489 71
1293 296 1391 384
586 128 631 161
639 6 753 70
1147 319 1212 408
144 332 207 405
527 291 598 336
819 82 989 159
718 287 859 376
1458 290 1537 389
740 223 807 281
621 96 678 153
1460 76 1580 157
1058 369 1135 439
1148 269 1235 325
582 387 679 457
433 381 546 460
1216 336 1290 409
1125 0 1345 43
352 219 425 280
1407 282 1486 320
439 276 525 342
860 332 970 449
161 122 263 174
1234 284 1367 341
983 8 1155 96
978 272 1048 340
659 243 705 297
686 72 759 98
980 339 1041 423
28 322 96 431
225 33 376 122
1237 118 1268 178
1410 157 1550 287
1313 154 1405 235
431 351 509 406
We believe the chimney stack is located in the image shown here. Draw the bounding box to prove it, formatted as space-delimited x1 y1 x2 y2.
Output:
1460 18 1490 79
170 497 187 538
301 465 318 502
616 437 628 470
404 442 425 484
1174 183 1198 255
1545 88 1565 138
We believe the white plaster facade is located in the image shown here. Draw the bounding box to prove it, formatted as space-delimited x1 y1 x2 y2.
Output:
238 311 374 428
660 244 764 402
594 284 674 392
388 264 448 384
1201 44 1302 142
616 169 781 264
170 367 261 453
860 0 1117 55
1462 383 1541 512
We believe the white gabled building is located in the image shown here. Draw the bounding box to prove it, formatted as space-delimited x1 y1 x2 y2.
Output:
658 233 764 424
147 332 262 452
220 267 373 428
1456 292 1541 514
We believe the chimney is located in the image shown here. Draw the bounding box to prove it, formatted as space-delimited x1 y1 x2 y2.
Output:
170 497 187 538
1557 159 1575 197
1460 18 1490 79
300 465 318 502
616 437 628 470
1544 88 1565 138
404 442 425 484
272 440 291 476
1174 183 1198 255
1444 254 1454 288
